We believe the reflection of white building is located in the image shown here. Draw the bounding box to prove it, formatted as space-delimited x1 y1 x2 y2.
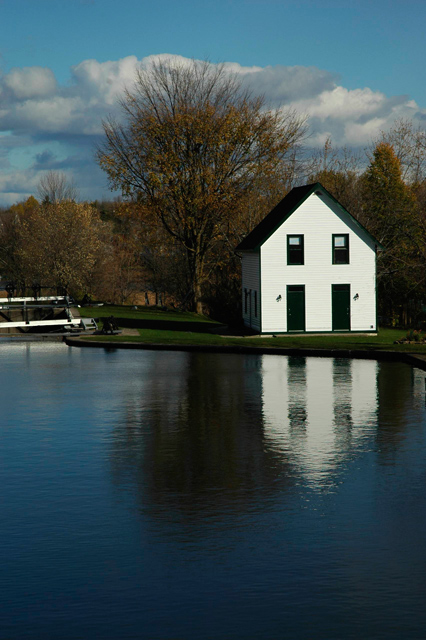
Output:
261 356 378 485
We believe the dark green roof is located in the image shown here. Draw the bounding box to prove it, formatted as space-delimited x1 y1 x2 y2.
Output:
235 182 384 251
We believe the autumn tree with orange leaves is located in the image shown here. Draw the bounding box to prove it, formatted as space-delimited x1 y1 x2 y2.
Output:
18 201 108 296
97 59 307 313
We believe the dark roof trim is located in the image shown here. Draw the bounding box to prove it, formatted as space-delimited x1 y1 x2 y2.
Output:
236 182 384 252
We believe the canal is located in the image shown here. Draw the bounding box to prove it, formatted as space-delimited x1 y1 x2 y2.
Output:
1 342 426 639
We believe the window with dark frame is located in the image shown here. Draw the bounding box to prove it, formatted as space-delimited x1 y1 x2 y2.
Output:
254 291 257 317
287 235 304 265
332 234 349 264
244 288 248 313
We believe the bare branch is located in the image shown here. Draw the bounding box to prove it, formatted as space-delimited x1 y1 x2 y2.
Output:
37 171 79 204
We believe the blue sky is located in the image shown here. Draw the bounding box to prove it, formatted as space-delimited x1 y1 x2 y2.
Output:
1 0 426 205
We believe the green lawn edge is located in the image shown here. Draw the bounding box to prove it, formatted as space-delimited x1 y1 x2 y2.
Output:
76 305 426 353
78 304 219 324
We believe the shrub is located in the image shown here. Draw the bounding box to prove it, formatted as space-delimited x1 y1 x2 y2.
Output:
405 329 424 342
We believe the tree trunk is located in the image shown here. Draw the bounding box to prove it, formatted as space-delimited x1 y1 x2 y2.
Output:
195 284 204 314
191 251 205 315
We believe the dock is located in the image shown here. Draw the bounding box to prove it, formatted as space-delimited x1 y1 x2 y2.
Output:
0 296 97 335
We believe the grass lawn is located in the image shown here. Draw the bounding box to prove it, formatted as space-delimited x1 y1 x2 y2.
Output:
77 304 426 352
78 304 219 324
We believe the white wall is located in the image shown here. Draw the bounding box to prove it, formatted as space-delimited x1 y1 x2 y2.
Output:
241 252 260 331
260 192 377 333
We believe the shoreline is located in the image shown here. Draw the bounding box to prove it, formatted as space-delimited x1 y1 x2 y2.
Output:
64 335 426 372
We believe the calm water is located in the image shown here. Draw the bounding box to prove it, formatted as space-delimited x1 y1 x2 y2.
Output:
1 343 426 639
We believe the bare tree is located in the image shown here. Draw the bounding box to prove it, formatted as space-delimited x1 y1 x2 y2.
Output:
37 170 79 204
97 58 307 313
305 137 363 217
378 118 426 185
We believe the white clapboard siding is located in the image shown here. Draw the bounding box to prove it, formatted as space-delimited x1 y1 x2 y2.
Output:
260 192 377 333
241 252 260 331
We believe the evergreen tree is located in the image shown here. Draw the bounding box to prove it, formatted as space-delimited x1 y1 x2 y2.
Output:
363 142 423 322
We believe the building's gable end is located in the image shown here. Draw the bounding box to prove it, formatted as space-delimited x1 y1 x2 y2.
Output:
235 184 318 252
236 183 383 253
316 187 384 251
313 191 378 252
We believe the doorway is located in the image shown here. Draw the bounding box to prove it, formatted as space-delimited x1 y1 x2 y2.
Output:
287 285 305 332
332 284 351 331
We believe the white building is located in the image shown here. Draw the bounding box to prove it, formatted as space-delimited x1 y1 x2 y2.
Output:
236 183 383 333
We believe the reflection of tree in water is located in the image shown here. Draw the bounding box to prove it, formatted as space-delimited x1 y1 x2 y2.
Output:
109 353 295 520
109 352 421 524
376 361 420 461
331 359 424 466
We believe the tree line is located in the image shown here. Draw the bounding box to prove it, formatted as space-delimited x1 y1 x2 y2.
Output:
1 59 426 326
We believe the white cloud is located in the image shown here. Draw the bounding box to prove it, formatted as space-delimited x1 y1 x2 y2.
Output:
70 56 139 105
3 66 57 100
8 97 86 134
0 169 40 200
239 69 424 146
343 118 389 145
1 53 426 204
294 86 388 120
240 64 339 103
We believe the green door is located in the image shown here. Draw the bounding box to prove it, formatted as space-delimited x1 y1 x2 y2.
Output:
287 285 305 332
332 284 351 331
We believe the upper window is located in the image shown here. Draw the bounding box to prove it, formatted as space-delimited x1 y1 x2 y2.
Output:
333 234 349 264
287 235 304 265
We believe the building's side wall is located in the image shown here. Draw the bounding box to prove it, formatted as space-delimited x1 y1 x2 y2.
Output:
241 252 261 331
260 192 377 333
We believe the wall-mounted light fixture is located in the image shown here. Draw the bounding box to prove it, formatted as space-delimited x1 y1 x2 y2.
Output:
353 293 359 301
276 294 282 302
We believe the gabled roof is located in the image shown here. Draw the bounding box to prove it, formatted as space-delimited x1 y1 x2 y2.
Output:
235 182 384 251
